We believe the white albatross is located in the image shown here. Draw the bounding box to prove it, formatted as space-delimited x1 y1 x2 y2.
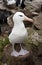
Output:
7 0 16 5
8 12 33 57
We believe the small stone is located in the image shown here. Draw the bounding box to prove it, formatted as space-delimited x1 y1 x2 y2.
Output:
32 12 39 16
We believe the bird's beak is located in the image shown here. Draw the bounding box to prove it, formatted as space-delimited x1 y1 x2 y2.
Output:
24 16 33 22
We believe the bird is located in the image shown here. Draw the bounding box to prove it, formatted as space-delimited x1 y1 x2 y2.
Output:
16 0 25 8
0 10 12 34
3 0 16 5
8 12 33 57
0 10 12 24
3 0 25 8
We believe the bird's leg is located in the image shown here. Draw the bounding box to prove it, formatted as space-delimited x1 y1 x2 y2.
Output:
12 43 14 51
20 43 22 49
20 43 26 52
11 43 19 57
19 43 25 55
20 43 24 50
11 43 15 55
19 43 29 56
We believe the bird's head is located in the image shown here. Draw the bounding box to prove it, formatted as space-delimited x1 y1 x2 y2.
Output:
13 12 33 23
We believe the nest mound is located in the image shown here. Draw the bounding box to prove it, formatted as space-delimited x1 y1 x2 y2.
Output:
3 44 35 65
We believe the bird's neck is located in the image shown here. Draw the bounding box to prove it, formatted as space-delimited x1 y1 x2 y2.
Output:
13 21 25 29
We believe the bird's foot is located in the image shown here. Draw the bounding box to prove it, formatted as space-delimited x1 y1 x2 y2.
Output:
11 49 29 57
19 48 29 56
11 50 19 57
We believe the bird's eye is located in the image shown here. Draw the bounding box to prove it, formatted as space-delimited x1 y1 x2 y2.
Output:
19 15 23 17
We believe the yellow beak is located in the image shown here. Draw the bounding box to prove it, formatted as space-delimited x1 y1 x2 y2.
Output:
24 16 33 22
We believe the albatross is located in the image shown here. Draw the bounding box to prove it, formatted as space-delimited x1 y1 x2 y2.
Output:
7 0 16 5
4 0 25 8
8 12 33 57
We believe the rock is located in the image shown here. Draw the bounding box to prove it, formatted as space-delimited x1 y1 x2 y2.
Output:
25 28 42 56
21 8 33 18
38 43 42 55
25 0 42 12
1 24 11 35
32 12 39 16
33 13 42 30
31 0 42 11
0 0 7 10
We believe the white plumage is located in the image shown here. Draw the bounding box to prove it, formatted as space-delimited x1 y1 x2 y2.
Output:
7 0 16 5
8 12 33 57
9 20 28 43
